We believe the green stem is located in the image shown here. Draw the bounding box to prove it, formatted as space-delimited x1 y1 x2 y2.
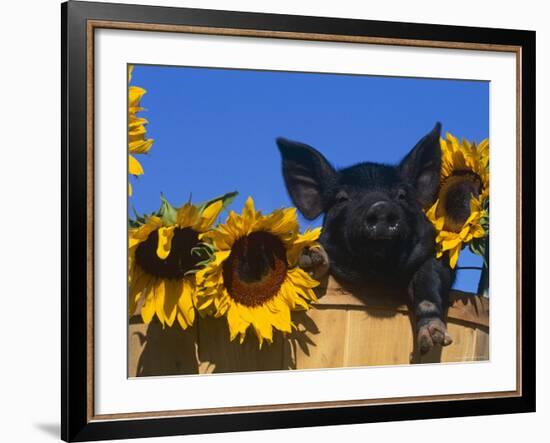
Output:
476 236 489 297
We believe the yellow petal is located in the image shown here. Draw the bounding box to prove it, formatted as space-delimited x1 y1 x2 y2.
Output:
129 154 144 176
163 279 182 327
176 313 190 330
441 237 462 251
140 285 156 324
251 307 273 349
177 280 196 328
259 207 298 237
202 228 234 251
242 197 256 233
425 201 438 221
224 210 246 238
156 226 175 259
226 303 250 342
472 224 486 238
132 216 162 243
129 138 153 155
299 227 321 243
129 85 146 106
449 245 461 269
282 279 310 309
195 200 223 232
154 279 166 326
268 299 292 333
213 250 231 265
129 116 148 129
285 227 322 265
287 267 319 289
196 295 214 312
177 203 200 228
129 269 150 316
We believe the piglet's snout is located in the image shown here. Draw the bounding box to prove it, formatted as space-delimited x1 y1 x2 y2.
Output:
364 201 401 237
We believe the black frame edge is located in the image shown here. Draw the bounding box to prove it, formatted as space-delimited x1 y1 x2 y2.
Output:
62 1 536 441
520 30 536 413
63 1 90 441
61 2 68 441
69 0 534 44
75 397 533 442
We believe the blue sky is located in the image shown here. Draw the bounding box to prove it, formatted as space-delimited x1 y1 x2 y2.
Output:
129 65 489 293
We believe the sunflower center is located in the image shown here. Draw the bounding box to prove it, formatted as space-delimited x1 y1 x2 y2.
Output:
135 228 202 279
222 231 288 307
437 171 482 232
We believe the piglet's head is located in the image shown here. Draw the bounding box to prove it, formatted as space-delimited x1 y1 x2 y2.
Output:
276 123 442 265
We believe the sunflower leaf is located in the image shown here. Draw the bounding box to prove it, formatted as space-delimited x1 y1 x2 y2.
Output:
477 264 489 297
469 239 484 256
157 193 178 225
190 246 212 259
195 258 214 267
128 205 148 227
196 242 216 254
469 236 489 267
132 206 141 221
183 258 214 276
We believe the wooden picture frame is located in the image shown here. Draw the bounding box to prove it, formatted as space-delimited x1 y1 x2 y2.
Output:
62 1 536 441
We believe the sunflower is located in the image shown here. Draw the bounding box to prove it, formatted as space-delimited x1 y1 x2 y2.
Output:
196 197 321 348
128 197 224 330
128 65 154 196
425 133 489 268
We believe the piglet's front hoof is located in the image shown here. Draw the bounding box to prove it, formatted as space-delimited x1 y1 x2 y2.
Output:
417 318 453 354
298 245 330 281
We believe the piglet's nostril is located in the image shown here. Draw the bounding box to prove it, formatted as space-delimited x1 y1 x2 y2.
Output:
387 214 398 228
366 214 378 228
388 221 399 231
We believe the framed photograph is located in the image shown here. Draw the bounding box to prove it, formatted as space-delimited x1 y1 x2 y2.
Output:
62 1 535 441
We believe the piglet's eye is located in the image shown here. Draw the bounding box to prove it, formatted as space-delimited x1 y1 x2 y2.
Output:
335 191 349 203
396 189 407 200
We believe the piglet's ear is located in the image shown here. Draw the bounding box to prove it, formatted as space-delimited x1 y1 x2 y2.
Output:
277 138 337 220
399 122 442 209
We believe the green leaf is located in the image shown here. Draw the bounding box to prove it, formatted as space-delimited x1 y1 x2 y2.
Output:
183 257 215 276
198 242 216 254
477 263 489 297
190 246 213 260
157 193 178 225
128 205 148 227
469 236 489 267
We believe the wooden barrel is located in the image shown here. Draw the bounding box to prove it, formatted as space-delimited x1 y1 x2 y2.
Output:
128 277 489 377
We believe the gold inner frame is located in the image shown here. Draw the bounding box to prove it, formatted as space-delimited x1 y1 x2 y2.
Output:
86 19 523 423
